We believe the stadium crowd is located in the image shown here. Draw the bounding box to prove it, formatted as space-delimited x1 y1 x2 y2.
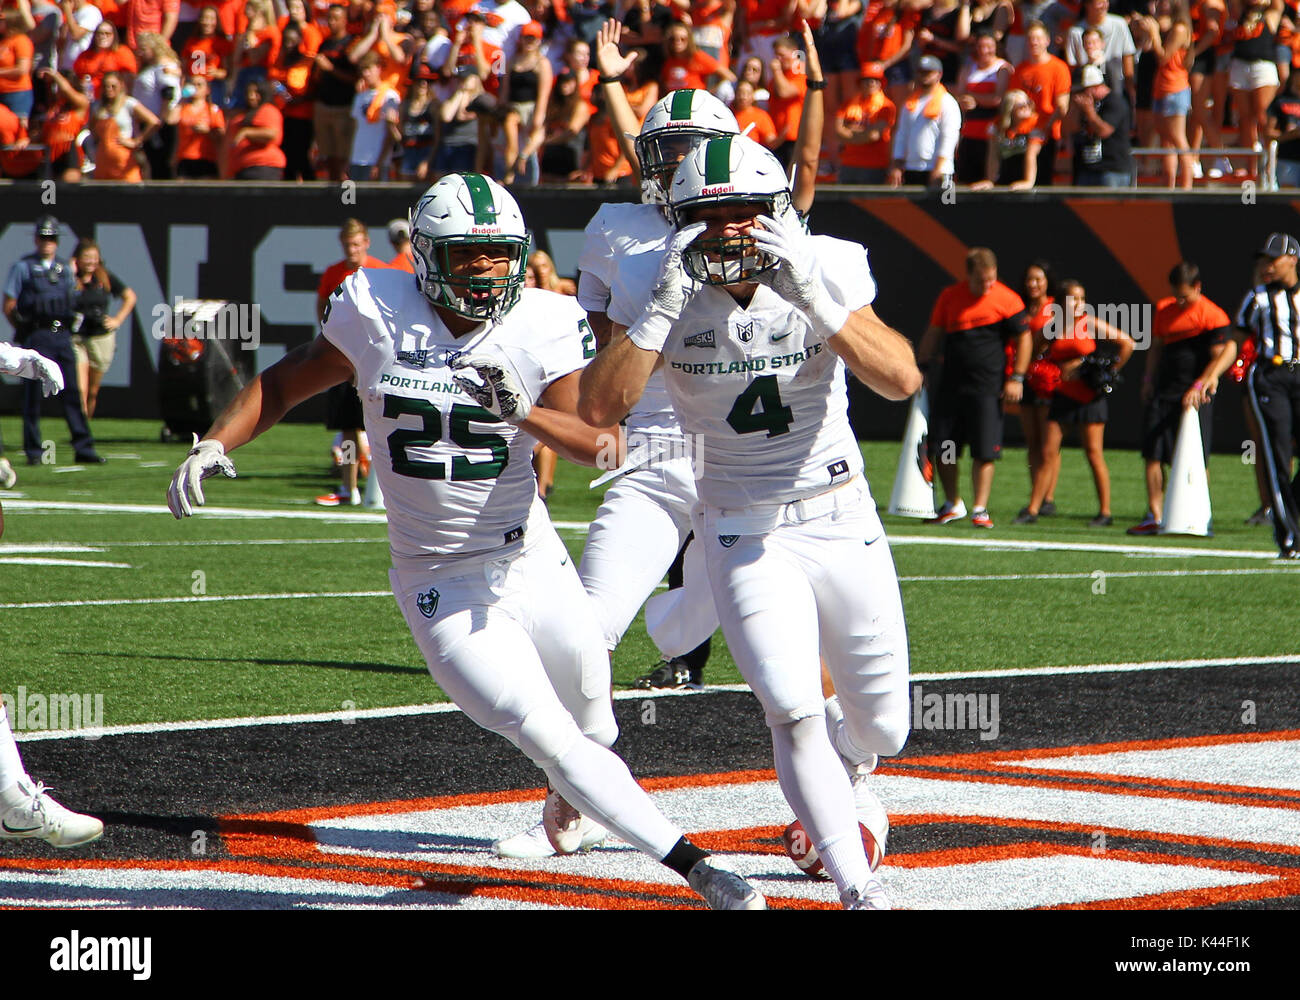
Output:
0 0 1297 186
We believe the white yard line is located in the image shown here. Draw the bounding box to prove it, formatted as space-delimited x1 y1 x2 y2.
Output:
898 567 1300 582
0 590 391 610
16 655 1297 743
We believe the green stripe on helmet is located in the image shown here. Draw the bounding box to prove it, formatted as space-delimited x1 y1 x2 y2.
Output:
703 135 733 186
462 174 497 225
670 89 695 121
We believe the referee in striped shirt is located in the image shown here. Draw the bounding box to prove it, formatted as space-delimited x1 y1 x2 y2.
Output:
1238 232 1300 559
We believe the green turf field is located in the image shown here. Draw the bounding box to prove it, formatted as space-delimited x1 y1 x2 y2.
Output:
1 416 1293 729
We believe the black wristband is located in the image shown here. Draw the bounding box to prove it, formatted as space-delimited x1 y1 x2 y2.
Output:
598 73 622 84
806 79 826 91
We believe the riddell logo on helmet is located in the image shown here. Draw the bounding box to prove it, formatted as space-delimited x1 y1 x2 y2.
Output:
469 226 502 234
700 184 736 195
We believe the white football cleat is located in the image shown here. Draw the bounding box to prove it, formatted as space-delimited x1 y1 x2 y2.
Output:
849 765 889 870
0 457 16 489
687 859 767 910
493 820 558 859
0 779 103 848
841 876 891 910
542 791 608 854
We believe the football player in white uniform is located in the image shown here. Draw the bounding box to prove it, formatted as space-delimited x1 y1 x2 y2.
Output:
579 136 920 909
165 174 766 910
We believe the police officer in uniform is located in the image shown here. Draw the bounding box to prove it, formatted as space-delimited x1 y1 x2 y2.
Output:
2 216 104 466
1237 232 1300 559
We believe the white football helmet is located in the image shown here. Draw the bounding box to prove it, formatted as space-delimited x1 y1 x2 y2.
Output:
408 173 530 322
635 89 739 207
670 134 793 285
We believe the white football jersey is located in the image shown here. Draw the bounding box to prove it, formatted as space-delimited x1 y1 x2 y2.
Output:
577 201 679 436
322 268 595 560
660 236 878 508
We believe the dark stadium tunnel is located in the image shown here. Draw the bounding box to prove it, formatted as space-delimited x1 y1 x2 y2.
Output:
74 651 426 676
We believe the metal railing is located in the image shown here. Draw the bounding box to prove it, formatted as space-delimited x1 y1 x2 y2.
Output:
1129 142 1278 190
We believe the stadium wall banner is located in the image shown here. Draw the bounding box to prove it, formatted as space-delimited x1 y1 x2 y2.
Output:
0 184 1292 452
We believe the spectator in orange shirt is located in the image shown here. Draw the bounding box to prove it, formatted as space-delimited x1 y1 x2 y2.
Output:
126 0 179 48
173 72 226 176
733 76 778 146
229 0 279 105
385 218 413 272
0 100 41 177
660 20 733 93
836 61 894 183
1011 21 1071 186
969 87 1044 188
767 31 805 166
73 20 137 98
182 7 233 106
89 70 159 181
955 31 1011 183
279 0 323 55
314 218 384 506
224 76 285 178
1142 0 1195 188
33 65 89 181
271 20 317 179
0 9 35 125
346 3 410 91
580 82 634 182
858 0 918 106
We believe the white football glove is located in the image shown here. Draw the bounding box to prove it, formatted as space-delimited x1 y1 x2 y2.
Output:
626 222 705 353
0 342 65 397
167 435 237 519
751 214 849 340
450 351 535 423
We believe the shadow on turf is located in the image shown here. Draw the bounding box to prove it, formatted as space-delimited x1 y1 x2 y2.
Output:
79 651 426 676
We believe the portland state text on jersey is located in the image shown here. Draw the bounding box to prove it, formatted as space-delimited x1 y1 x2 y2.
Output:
670 341 825 377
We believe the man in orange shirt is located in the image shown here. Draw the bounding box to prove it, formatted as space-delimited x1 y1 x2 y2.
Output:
1130 260 1237 533
1010 21 1071 186
836 61 894 183
916 247 1031 528
385 217 413 272
740 0 796 66
315 218 386 505
767 32 805 167
126 0 179 47
0 100 41 177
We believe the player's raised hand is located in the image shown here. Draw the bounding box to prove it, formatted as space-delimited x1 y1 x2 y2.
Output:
168 435 237 518
0 343 64 397
595 17 636 81
751 213 848 340
450 351 535 423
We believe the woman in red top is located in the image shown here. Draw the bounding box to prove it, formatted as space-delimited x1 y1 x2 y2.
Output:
955 30 1011 182
1022 278 1135 526
1011 260 1058 523
73 20 138 99
0 9 34 126
660 21 733 93
224 77 285 178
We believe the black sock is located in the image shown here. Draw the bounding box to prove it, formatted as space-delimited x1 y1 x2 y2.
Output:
680 637 711 675
661 837 709 879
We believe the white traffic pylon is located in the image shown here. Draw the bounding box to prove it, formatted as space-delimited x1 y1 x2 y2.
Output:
889 386 937 518
1160 406 1212 536
363 468 385 510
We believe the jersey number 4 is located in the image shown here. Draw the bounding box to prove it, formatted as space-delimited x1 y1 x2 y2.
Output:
726 375 794 438
384 394 508 480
